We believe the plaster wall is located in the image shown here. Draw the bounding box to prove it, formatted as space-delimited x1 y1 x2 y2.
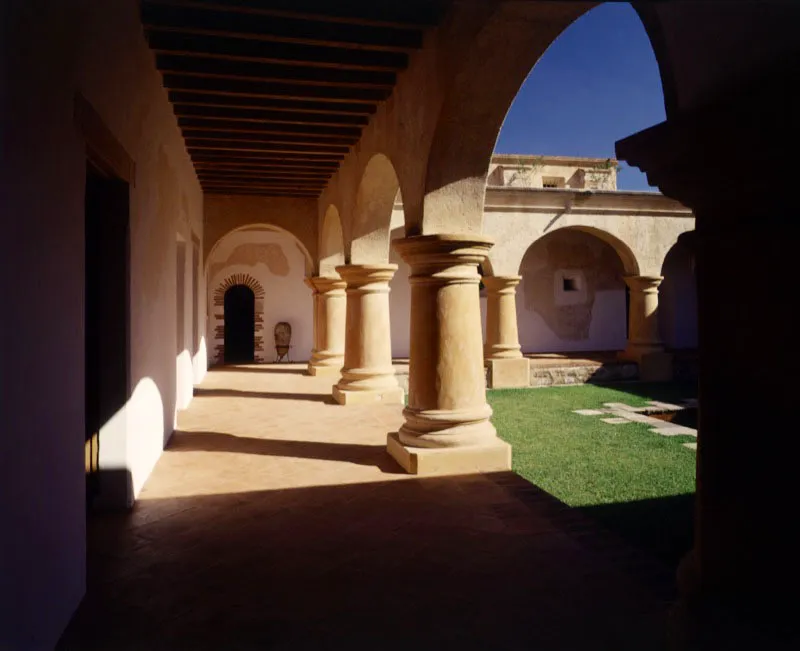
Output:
389 208 412 357
0 0 202 647
205 194 317 269
207 228 314 364
517 230 627 353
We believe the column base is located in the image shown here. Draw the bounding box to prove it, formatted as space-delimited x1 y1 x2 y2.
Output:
386 431 511 475
332 385 404 405
618 347 673 382
486 358 530 388
307 364 342 377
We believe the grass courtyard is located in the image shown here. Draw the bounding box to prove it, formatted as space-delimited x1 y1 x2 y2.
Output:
489 381 698 568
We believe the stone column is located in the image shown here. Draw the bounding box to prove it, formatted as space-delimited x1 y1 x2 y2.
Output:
332 264 403 404
483 275 529 388
306 276 346 376
617 58 799 643
621 275 671 381
388 234 511 475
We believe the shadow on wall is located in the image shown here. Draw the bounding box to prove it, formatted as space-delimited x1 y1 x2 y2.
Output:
58 471 686 650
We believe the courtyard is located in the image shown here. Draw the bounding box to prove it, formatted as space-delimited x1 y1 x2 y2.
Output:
59 365 694 649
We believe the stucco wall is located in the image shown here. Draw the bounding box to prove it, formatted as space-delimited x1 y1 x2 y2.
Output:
0 0 202 647
207 228 314 364
517 230 628 353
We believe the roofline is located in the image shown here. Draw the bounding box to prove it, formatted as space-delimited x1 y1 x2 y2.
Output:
483 186 693 217
490 153 619 167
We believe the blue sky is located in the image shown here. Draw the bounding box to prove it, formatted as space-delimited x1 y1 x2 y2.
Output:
494 3 665 191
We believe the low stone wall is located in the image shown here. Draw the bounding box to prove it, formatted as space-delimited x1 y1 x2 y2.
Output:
529 360 638 387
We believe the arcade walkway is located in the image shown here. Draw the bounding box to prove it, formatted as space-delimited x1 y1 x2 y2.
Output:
59 366 676 650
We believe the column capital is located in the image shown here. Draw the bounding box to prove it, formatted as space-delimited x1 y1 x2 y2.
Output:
623 275 663 293
393 234 493 284
335 264 397 290
307 275 346 294
482 275 521 294
616 57 795 219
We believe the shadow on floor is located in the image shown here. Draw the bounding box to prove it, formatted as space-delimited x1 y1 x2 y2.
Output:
60 469 684 651
215 365 309 376
578 494 695 569
169 430 405 474
193 387 336 404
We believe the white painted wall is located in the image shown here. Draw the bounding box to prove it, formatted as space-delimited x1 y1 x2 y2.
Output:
207 227 314 363
0 1 203 646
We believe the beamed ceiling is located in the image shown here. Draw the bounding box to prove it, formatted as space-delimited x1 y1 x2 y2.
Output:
142 0 450 198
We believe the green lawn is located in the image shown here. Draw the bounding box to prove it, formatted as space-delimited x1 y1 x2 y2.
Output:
489 382 697 567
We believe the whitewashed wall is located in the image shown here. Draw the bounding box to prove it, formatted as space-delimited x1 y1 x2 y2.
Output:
207 227 314 364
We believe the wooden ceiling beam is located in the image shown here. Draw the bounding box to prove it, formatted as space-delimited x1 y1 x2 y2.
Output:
163 74 388 103
141 3 423 52
181 129 358 147
156 54 396 88
200 180 326 192
190 153 339 167
174 103 368 126
169 91 376 115
147 31 409 71
204 189 321 198
186 141 347 156
143 0 446 30
178 117 361 138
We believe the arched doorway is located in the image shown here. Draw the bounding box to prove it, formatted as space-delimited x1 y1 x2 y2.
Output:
224 285 255 364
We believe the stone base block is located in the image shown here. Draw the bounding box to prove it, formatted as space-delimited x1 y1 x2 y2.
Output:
638 351 674 382
386 431 511 475
332 386 404 405
486 358 530 388
307 364 341 377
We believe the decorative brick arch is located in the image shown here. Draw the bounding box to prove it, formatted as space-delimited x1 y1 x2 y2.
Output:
212 274 266 364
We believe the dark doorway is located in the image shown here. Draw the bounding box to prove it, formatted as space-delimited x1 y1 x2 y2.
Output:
224 285 255 364
85 161 130 509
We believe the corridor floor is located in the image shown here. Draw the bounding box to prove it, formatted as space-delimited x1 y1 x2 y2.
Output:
59 365 678 650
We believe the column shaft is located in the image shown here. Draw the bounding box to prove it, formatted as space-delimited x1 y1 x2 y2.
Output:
332 264 402 405
387 235 511 475
483 275 528 388
306 276 346 376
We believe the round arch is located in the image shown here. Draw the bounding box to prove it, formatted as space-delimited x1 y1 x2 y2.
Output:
319 204 345 276
205 224 315 366
515 226 631 353
422 2 673 236
350 153 402 264
205 223 314 278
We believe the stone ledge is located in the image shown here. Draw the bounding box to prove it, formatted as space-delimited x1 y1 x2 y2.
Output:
387 432 511 475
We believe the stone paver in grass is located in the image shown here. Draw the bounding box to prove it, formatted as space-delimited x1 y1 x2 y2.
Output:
575 396 698 446
683 442 698 450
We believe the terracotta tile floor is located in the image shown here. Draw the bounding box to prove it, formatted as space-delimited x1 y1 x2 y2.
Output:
59 364 676 650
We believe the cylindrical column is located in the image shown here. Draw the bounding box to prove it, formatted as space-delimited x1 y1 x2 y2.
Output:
332 264 403 405
306 276 346 376
483 275 523 360
622 275 664 360
387 235 511 475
